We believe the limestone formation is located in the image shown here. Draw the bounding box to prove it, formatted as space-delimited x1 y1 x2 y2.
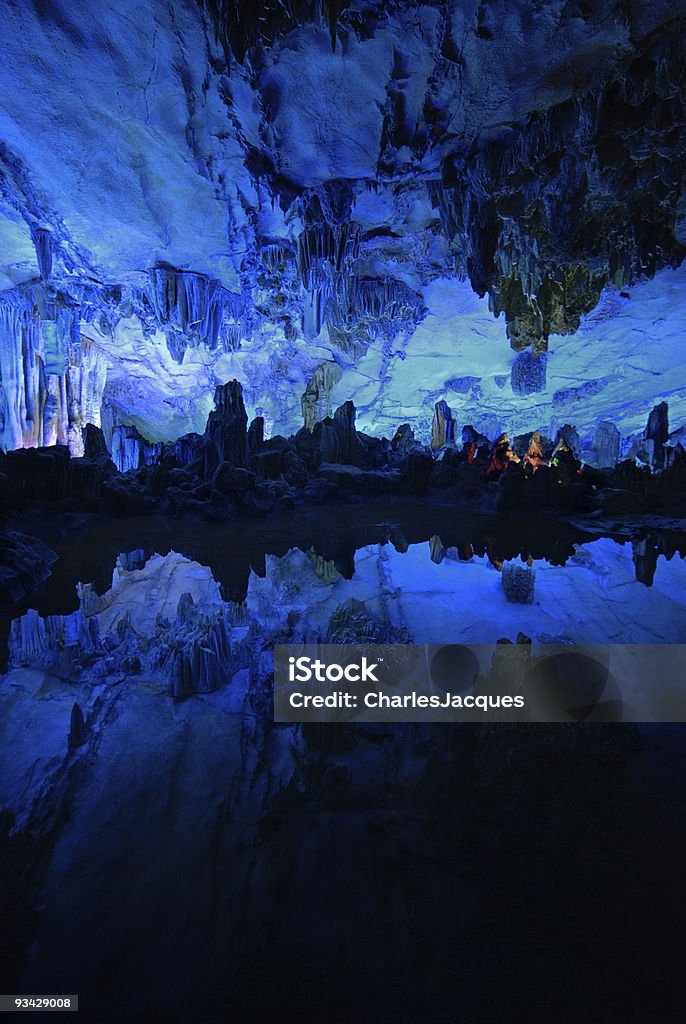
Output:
430 400 456 451
301 364 343 431
645 402 670 470
593 421 620 469
511 350 547 395
554 425 582 460
203 381 249 475
502 564 536 604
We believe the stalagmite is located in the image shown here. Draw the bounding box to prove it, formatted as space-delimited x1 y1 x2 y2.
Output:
204 380 248 474
593 421 620 469
645 402 669 470
431 400 456 451
301 363 342 431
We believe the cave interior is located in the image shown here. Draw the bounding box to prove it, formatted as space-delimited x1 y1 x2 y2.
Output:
1 2 686 1022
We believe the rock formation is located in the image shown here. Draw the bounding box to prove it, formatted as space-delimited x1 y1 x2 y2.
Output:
204 380 249 474
431 400 456 451
1 9 686 1024
0 2 684 447
593 421 621 469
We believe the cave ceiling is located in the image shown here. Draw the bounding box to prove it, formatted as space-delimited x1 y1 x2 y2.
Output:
1 0 686 442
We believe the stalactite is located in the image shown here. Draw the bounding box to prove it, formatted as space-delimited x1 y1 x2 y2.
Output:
297 224 359 340
30 226 53 280
145 267 245 362
223 322 243 353
111 425 145 473
261 243 293 274
302 284 328 341
110 423 164 473
348 278 425 338
297 223 359 284
203 0 352 65
324 276 426 354
0 302 41 449
431 28 686 345
0 292 107 454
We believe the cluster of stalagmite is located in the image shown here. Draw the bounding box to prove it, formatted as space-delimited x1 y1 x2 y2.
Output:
2 376 685 528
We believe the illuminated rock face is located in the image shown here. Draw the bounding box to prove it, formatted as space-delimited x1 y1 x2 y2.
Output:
0 1 685 454
0 296 107 454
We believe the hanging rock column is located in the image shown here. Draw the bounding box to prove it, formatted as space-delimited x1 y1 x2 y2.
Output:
511 349 547 395
0 298 107 455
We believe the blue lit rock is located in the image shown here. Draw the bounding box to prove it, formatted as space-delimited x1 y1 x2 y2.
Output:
511 350 547 396
0 0 684 478
592 421 621 469
2 8 686 1021
502 564 536 604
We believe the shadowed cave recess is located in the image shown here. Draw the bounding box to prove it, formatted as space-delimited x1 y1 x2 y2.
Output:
2 2 686 1023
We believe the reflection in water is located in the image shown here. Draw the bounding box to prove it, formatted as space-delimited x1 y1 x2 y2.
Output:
3 504 686 626
3 504 686 688
1 505 686 1023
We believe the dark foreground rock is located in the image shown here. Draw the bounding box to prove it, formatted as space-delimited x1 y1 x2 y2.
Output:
0 531 58 602
2 383 686 523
